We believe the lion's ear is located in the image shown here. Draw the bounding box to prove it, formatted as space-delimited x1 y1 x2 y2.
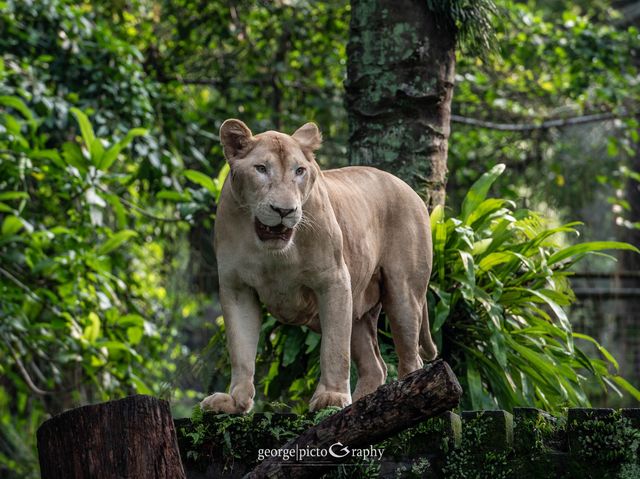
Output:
220 119 254 160
292 122 322 151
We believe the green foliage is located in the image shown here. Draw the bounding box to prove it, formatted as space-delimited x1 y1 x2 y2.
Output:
0 97 194 476
515 413 564 454
425 0 498 54
449 1 640 216
430 164 640 412
573 413 640 464
443 449 511 479
438 414 513 479
0 0 156 139
150 0 350 170
381 415 455 458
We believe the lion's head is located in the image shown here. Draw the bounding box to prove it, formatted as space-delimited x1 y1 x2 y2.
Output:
219 119 322 250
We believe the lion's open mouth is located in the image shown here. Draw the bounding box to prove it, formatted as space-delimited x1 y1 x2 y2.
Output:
255 218 294 242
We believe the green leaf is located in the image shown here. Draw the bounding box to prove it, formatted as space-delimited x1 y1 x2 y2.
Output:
126 327 144 345
214 163 230 201
70 108 96 150
157 190 192 202
526 222 582 248
430 203 444 231
548 241 639 265
466 361 485 410
508 337 561 380
610 376 640 401
477 251 516 273
606 137 619 157
0 95 33 120
99 128 147 171
458 250 476 288
31 149 65 169
304 331 321 354
429 285 451 333
130 373 153 395
1 215 24 236
471 238 492 256
489 331 508 368
432 206 447 285
282 330 304 367
62 142 87 172
95 230 138 255
98 340 142 361
0 191 28 201
104 194 127 229
466 198 511 227
184 169 217 193
90 138 105 165
573 333 619 371
510 287 571 336
83 312 101 344
461 163 505 221
3 113 21 135
115 314 145 328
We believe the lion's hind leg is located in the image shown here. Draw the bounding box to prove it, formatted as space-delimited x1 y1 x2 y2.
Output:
419 301 438 361
380 268 427 378
351 303 387 402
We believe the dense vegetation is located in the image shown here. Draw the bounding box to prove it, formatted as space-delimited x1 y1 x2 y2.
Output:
1 0 639 476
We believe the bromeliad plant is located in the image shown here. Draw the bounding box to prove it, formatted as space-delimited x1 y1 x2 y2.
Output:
429 164 640 412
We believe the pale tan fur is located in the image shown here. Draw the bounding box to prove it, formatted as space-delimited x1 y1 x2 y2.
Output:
200 119 437 413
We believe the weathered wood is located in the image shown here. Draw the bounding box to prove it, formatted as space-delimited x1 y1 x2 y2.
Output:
246 359 462 479
37 394 186 479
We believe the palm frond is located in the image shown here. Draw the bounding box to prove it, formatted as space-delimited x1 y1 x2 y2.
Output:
425 0 499 54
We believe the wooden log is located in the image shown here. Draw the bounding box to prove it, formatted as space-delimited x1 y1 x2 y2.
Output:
246 359 462 479
37 394 186 479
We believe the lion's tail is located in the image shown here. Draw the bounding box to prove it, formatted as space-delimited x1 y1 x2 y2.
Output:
418 302 438 361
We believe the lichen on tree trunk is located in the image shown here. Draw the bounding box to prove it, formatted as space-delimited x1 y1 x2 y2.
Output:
346 0 456 210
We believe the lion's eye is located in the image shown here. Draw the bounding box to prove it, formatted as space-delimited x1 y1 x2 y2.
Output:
295 167 306 176
255 165 267 174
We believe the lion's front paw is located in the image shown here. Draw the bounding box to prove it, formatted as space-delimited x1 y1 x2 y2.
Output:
309 391 351 412
200 393 253 414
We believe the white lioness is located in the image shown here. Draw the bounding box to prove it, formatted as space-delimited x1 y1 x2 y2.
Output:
200 119 437 413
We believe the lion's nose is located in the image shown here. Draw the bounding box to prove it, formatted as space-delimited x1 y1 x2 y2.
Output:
270 205 296 218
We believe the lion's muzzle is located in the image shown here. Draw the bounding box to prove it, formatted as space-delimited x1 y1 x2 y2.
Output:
254 218 294 242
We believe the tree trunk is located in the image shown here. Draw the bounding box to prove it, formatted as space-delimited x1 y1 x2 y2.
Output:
246 359 462 479
346 0 456 210
37 394 186 479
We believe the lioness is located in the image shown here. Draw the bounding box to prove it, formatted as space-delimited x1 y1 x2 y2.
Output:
200 119 437 413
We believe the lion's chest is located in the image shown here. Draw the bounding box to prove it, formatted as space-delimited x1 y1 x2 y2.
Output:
242 266 320 328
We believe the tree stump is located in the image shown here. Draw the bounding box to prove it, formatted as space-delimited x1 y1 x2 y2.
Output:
246 359 462 479
37 394 186 479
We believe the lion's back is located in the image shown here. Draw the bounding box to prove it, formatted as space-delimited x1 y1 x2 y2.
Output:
322 166 429 235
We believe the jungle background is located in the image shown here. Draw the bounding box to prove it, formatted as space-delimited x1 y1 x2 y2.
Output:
1 0 640 476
